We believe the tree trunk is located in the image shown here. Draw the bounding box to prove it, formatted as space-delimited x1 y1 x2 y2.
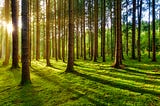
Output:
58 0 61 60
11 0 19 68
3 0 10 66
126 0 129 56
54 0 58 61
66 0 74 72
152 0 156 62
62 0 65 62
36 0 40 60
94 0 98 62
102 0 106 62
137 0 142 62
112 0 122 68
83 0 86 60
46 0 51 66
21 0 31 85
148 0 151 58
131 0 136 59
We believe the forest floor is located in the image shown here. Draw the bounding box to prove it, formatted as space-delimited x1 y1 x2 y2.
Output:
1 56 160 106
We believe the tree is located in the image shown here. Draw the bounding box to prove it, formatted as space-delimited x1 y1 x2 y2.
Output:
36 0 40 60
58 0 62 60
101 0 106 62
148 0 151 58
125 0 129 56
46 0 51 66
94 0 98 62
11 0 19 68
131 0 136 59
152 0 156 62
3 0 10 65
66 0 74 72
21 0 31 85
137 0 142 62
83 0 86 60
112 0 122 68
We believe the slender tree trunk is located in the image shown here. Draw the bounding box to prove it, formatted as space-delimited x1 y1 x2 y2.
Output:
21 0 31 85
132 0 136 59
66 0 74 72
152 0 156 62
126 0 129 56
3 0 10 66
36 0 40 60
0 26 2 58
148 0 151 58
53 0 58 61
11 0 19 68
83 0 86 60
28 0 31 65
52 20 55 58
58 0 61 60
102 0 106 62
110 7 114 60
76 0 79 59
137 0 142 62
80 9 83 58
32 2 35 59
88 0 91 58
94 0 98 62
46 0 51 66
62 0 65 62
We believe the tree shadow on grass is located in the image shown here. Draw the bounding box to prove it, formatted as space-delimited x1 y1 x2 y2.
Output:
31 67 109 105
71 70 160 96
13 85 43 106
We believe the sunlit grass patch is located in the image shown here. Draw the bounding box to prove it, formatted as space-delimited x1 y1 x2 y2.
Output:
1 57 160 105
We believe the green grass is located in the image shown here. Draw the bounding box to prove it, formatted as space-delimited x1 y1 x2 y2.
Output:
1 57 160 106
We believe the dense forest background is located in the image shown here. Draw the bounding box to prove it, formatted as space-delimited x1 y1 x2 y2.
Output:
0 0 160 85
1 0 160 105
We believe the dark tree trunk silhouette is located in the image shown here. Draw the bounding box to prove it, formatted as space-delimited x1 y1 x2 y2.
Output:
132 0 136 59
152 0 156 62
21 0 31 85
126 0 129 56
46 0 51 66
66 0 74 72
112 0 122 68
94 0 98 62
83 0 86 60
101 0 106 62
36 0 40 60
11 0 19 68
148 0 151 58
137 0 142 62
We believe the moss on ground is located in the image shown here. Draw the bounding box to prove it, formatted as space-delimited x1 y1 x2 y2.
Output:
1 58 160 106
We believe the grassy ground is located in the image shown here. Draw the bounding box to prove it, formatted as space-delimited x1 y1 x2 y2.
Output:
1 57 160 106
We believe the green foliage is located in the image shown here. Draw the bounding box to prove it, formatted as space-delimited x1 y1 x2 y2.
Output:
1 57 160 105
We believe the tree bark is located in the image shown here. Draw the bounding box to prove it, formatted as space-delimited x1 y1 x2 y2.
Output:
21 0 31 85
94 0 98 62
3 0 10 66
36 0 40 60
112 0 122 68
152 0 156 62
46 0 51 66
131 0 136 59
66 0 74 72
11 0 19 68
